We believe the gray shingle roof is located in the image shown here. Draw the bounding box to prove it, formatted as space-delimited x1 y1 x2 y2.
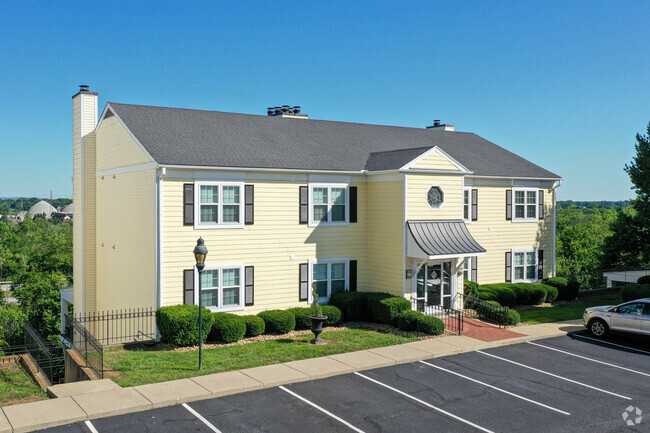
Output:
408 221 486 257
107 103 560 179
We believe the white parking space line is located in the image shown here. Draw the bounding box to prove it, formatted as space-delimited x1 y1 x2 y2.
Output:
182 403 222 433
354 372 494 433
84 420 99 433
527 341 650 377
419 360 570 415
571 334 650 355
476 350 632 400
279 386 366 433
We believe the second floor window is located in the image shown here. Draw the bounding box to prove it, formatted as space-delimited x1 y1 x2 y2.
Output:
196 182 244 228
513 188 537 221
309 184 349 226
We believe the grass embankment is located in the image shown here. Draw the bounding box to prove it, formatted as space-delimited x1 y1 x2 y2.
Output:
105 329 417 387
519 289 622 324
0 363 47 406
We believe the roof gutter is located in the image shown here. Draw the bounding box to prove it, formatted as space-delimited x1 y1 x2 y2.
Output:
467 174 564 181
159 164 366 175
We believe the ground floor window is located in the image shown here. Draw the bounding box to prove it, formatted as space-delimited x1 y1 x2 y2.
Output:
512 248 537 283
462 258 472 282
309 258 349 302
197 263 245 311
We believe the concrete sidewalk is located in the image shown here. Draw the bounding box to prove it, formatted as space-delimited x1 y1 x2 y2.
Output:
0 320 584 433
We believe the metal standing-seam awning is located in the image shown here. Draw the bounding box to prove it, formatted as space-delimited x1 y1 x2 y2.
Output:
407 220 486 260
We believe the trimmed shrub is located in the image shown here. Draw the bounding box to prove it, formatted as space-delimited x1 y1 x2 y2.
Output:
258 310 296 334
209 313 246 343
637 275 650 284
464 280 480 298
321 305 343 326
539 283 558 303
242 315 265 337
329 292 369 321
156 305 213 346
545 277 580 301
368 296 412 325
415 315 445 335
396 310 422 332
475 300 520 326
621 284 650 302
477 284 516 307
506 309 521 326
288 307 312 330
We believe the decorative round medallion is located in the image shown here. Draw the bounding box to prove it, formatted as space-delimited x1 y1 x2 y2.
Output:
427 186 444 209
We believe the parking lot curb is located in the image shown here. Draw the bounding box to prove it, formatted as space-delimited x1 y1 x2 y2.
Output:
0 320 585 432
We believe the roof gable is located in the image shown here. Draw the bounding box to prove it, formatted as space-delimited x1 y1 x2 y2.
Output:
401 146 469 173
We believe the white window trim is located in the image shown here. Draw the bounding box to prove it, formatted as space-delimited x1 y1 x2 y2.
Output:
426 185 445 210
308 183 350 227
463 187 472 222
308 257 350 303
462 257 472 282
194 181 245 229
512 187 538 223
194 262 245 312
511 248 538 283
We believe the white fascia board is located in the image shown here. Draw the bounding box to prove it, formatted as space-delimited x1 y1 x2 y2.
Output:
159 164 365 176
468 174 564 181
399 146 471 173
96 103 156 163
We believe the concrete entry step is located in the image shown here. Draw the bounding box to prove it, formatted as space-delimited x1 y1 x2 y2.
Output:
48 378 121 398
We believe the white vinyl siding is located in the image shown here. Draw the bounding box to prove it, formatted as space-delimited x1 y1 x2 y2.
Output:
196 263 245 312
309 183 349 226
512 248 538 283
195 182 244 229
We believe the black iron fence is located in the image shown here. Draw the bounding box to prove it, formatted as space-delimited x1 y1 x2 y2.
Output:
459 293 510 328
0 321 65 385
411 298 463 335
69 318 103 378
66 307 156 346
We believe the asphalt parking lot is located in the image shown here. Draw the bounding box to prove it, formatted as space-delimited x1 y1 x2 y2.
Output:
41 333 649 433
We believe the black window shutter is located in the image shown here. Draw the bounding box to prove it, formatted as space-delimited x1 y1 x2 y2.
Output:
471 189 478 221
349 260 357 292
299 186 308 224
183 269 194 305
505 252 512 282
471 257 477 282
506 190 512 221
245 185 254 225
538 250 544 280
349 186 358 223
538 190 545 220
299 263 309 301
245 266 254 306
183 184 194 226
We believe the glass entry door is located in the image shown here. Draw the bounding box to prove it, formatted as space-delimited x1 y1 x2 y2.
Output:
416 262 452 308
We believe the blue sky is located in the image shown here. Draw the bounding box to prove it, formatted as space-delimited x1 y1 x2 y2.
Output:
1 1 648 200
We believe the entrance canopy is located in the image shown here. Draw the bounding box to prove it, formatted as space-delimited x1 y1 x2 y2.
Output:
407 220 486 260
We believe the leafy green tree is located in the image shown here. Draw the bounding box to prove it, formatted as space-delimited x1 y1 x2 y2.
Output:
602 122 650 269
13 271 67 338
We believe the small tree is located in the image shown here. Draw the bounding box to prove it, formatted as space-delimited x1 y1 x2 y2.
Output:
310 282 324 318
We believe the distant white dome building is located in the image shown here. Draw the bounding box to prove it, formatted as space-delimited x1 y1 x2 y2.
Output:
27 200 58 219
61 203 73 215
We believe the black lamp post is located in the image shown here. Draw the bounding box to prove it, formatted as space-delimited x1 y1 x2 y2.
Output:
193 237 208 370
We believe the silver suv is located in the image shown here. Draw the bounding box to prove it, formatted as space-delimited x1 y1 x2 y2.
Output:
583 298 650 337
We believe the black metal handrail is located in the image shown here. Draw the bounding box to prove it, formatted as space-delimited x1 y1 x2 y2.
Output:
70 318 104 378
458 293 510 328
72 307 156 345
411 298 463 335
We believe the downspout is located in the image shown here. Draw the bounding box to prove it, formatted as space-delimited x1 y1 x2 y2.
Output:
156 168 165 313
403 173 408 297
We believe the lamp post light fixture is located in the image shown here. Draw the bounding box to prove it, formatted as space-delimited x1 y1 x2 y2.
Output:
193 237 208 370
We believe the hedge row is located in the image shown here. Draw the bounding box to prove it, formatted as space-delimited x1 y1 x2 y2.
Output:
329 291 412 324
544 277 580 301
477 283 558 307
621 283 650 302
394 310 445 335
475 300 521 325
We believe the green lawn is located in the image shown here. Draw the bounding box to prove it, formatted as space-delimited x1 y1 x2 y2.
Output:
519 289 623 324
0 363 47 406
105 329 418 387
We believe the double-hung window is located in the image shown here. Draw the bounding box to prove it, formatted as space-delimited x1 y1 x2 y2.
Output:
309 183 349 226
512 248 537 282
309 258 349 302
463 188 472 222
195 182 244 228
462 258 471 282
196 263 245 311
513 188 537 221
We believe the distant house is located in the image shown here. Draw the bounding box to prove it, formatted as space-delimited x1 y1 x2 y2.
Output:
69 86 561 320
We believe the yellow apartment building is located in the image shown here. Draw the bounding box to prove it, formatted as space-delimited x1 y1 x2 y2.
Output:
68 86 561 320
